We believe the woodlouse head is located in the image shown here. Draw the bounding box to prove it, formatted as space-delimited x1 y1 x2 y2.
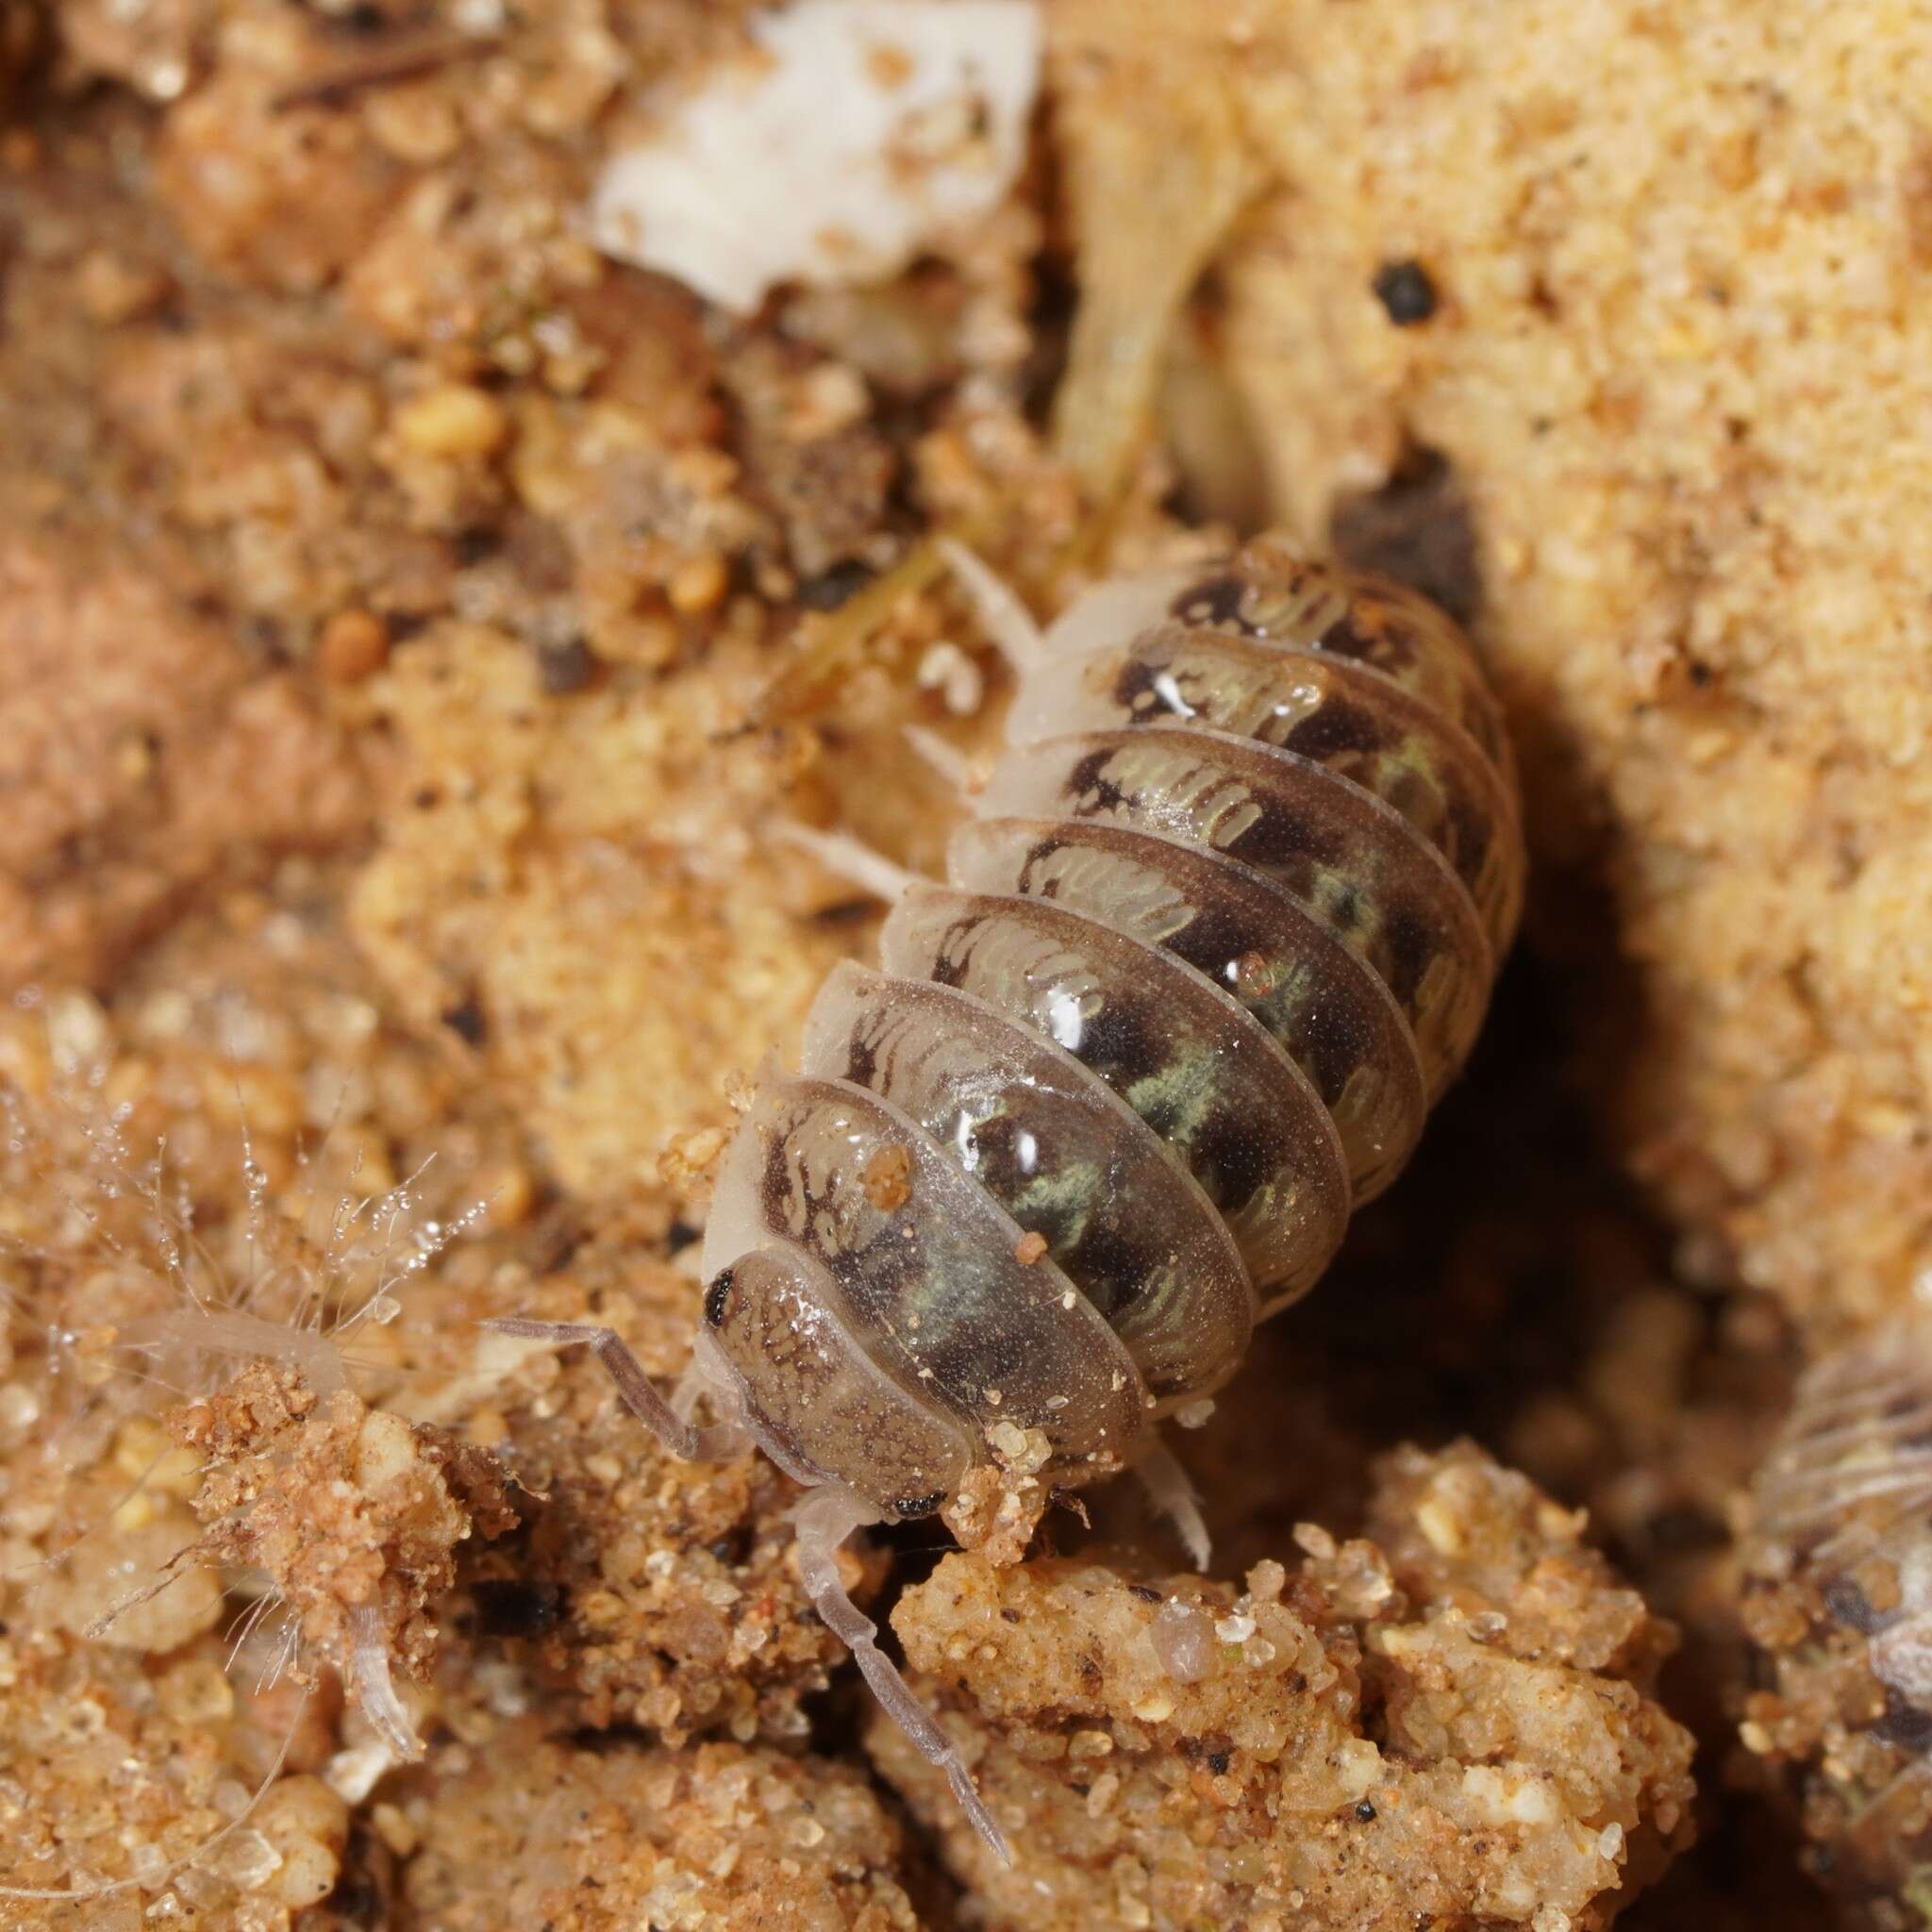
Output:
698 1247 973 1508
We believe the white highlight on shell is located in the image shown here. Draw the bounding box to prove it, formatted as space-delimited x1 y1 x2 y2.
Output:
591 0 1042 314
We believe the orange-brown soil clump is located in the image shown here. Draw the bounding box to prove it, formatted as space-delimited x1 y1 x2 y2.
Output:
876 1444 1696 1931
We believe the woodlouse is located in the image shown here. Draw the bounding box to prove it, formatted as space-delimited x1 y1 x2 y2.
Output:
491 533 1524 1857
1743 1318 1932 1907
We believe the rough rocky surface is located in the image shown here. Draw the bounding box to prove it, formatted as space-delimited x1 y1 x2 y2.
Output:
874 1444 1696 1932
398 1732 925 1932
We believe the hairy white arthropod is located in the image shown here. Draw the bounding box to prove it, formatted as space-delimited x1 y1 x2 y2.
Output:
0 1068 492 1907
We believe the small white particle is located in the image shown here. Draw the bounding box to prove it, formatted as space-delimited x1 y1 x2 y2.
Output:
589 0 1043 312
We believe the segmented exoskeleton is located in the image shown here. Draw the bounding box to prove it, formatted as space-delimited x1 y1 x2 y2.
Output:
1743 1319 1932 1910
491 535 1524 1856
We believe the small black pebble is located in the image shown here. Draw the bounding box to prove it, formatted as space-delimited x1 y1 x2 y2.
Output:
1127 1583 1164 1604
472 1578 564 1639
453 525 502 567
665 1219 702 1255
796 558 878 611
537 636 598 695
440 996 488 1046
708 1527 754 1565
1356 1799 1378 1822
1208 1750 1231 1776
1373 258 1439 325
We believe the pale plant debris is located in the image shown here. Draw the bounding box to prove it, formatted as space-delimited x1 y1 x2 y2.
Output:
591 0 1042 314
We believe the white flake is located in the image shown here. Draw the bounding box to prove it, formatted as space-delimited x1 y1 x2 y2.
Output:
591 0 1042 312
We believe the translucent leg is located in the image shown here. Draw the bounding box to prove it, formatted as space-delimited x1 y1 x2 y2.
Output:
348 1602 424 1758
669 1358 708 1424
773 822 922 905
1135 1438 1212 1572
482 1319 756 1462
793 1485 1012 1865
937 537 1044 675
903 722 982 796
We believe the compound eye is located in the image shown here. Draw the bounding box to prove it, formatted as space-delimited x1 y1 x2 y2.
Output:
703 1269 735 1327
